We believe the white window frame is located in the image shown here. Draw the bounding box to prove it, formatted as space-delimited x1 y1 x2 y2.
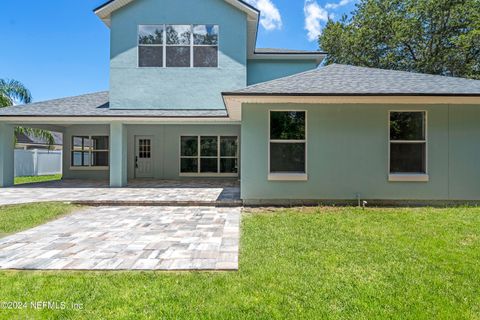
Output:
70 135 109 171
268 110 308 181
388 110 429 182
138 24 219 68
179 135 239 177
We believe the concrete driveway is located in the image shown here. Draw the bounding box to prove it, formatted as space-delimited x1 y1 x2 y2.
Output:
0 206 240 270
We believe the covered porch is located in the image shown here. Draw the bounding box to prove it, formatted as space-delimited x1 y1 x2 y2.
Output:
0 92 241 193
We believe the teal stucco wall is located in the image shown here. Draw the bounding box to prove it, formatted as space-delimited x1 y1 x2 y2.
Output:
109 0 247 110
241 103 480 202
247 59 318 85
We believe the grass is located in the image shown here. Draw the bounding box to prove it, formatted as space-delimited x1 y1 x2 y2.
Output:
14 174 62 185
0 202 77 238
0 206 479 319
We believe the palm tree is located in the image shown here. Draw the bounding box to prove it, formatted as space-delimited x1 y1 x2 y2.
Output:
0 79 54 147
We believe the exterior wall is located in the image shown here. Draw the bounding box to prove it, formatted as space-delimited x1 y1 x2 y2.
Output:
247 59 318 85
109 0 247 110
62 125 110 180
126 123 240 179
62 123 240 181
241 103 480 202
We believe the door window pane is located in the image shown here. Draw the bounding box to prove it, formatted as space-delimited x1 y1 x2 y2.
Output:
181 136 198 156
270 143 306 173
201 136 218 157
390 143 426 173
390 112 425 140
201 158 218 173
270 111 306 140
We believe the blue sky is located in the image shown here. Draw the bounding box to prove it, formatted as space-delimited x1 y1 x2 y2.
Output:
0 0 356 102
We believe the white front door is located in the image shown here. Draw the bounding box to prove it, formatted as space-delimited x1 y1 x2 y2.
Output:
135 136 154 178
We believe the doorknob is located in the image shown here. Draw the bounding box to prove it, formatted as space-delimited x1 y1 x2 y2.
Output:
135 156 138 168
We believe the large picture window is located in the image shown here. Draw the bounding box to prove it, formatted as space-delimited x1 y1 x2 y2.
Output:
71 136 109 168
180 136 238 176
389 111 427 180
138 24 218 68
269 111 307 180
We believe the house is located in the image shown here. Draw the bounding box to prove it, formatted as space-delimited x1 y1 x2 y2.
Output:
1 0 480 205
16 132 63 151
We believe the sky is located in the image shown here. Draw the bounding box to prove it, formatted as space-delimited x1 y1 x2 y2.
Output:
0 0 356 103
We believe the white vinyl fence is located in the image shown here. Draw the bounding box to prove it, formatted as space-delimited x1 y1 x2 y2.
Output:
14 149 62 177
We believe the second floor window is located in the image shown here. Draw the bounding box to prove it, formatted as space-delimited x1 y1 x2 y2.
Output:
138 24 219 68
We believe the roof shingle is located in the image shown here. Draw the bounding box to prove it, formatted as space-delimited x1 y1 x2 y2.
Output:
225 64 480 96
0 92 228 118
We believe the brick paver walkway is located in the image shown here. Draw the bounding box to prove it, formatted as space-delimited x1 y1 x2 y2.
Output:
0 206 240 270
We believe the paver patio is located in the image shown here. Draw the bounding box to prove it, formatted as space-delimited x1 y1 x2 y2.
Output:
0 206 240 270
0 179 241 206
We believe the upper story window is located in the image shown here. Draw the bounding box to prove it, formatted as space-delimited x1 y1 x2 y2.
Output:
138 24 219 68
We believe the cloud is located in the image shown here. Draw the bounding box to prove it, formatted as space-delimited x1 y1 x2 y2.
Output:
244 0 282 31
304 0 329 41
325 0 353 9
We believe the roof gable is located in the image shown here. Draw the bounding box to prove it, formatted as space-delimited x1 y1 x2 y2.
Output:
226 64 480 96
94 0 259 26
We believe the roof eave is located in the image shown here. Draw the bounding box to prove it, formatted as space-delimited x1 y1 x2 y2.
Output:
222 92 480 97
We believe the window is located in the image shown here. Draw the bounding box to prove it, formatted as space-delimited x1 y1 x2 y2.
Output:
138 24 218 68
389 111 427 181
71 136 109 168
138 25 164 67
269 111 307 180
193 25 219 67
180 136 238 175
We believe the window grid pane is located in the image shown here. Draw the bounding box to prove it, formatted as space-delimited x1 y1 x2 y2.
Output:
180 135 238 175
71 135 109 168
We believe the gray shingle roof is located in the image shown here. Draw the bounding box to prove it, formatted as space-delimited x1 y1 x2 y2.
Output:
16 132 63 146
0 92 228 117
225 64 480 96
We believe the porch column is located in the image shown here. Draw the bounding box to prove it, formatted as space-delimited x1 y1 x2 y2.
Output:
0 123 14 187
109 122 127 187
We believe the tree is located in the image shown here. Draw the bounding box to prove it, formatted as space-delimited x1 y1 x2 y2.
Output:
0 79 54 147
319 0 480 79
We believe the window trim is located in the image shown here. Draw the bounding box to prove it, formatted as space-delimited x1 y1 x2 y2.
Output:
179 135 239 177
388 110 429 182
137 24 219 68
268 110 308 181
70 135 109 171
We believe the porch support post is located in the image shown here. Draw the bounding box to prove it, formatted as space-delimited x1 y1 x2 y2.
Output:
109 122 127 187
0 123 14 187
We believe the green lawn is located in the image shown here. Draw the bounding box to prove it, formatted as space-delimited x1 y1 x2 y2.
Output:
1 206 480 319
0 202 77 238
14 174 62 185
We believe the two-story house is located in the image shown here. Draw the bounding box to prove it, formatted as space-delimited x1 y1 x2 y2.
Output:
1 0 480 205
